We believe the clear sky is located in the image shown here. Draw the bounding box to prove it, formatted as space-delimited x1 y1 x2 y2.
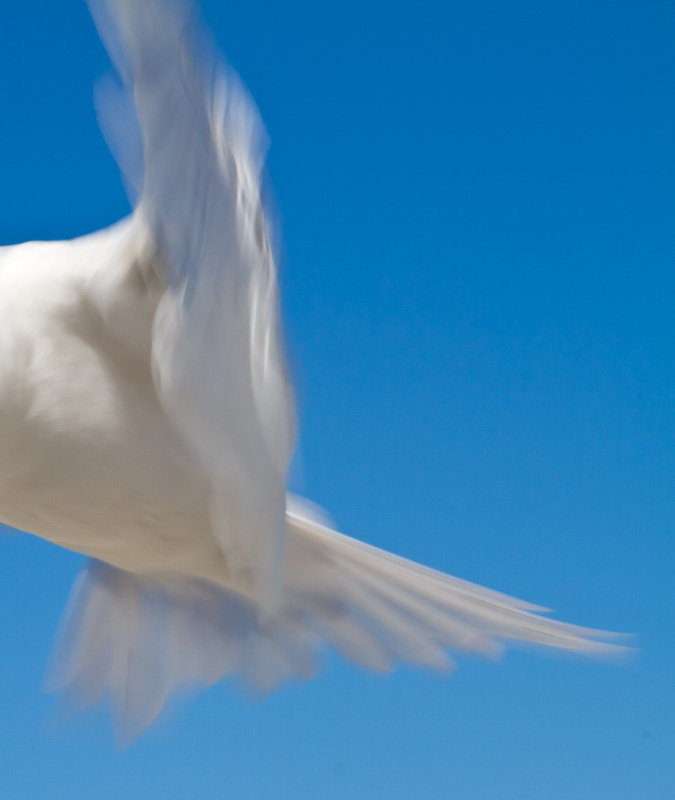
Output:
0 0 673 797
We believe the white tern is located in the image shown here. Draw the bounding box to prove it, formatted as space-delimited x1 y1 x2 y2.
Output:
0 0 625 741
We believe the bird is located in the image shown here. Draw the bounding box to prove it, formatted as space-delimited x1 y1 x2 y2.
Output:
0 0 626 742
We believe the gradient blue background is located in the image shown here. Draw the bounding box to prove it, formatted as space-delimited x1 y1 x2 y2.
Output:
0 1 673 797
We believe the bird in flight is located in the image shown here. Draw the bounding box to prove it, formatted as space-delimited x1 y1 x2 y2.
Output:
0 0 625 741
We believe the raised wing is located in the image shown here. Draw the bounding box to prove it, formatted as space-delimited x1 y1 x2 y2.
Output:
90 0 295 602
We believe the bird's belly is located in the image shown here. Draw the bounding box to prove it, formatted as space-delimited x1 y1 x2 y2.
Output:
0 269 226 582
0 406 228 581
0 405 226 581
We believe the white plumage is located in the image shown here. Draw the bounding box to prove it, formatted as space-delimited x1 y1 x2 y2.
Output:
0 0 625 742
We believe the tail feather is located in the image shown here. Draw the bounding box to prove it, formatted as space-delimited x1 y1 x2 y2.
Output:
284 502 627 664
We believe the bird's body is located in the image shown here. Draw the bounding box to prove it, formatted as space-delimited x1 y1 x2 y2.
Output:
0 0 626 741
0 220 223 580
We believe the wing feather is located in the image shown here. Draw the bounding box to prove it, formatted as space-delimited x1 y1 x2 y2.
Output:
90 0 295 601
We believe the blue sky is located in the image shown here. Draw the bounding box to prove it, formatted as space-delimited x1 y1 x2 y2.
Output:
0 0 674 797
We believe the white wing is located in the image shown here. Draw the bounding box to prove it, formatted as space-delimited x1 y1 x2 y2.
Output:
90 0 295 602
